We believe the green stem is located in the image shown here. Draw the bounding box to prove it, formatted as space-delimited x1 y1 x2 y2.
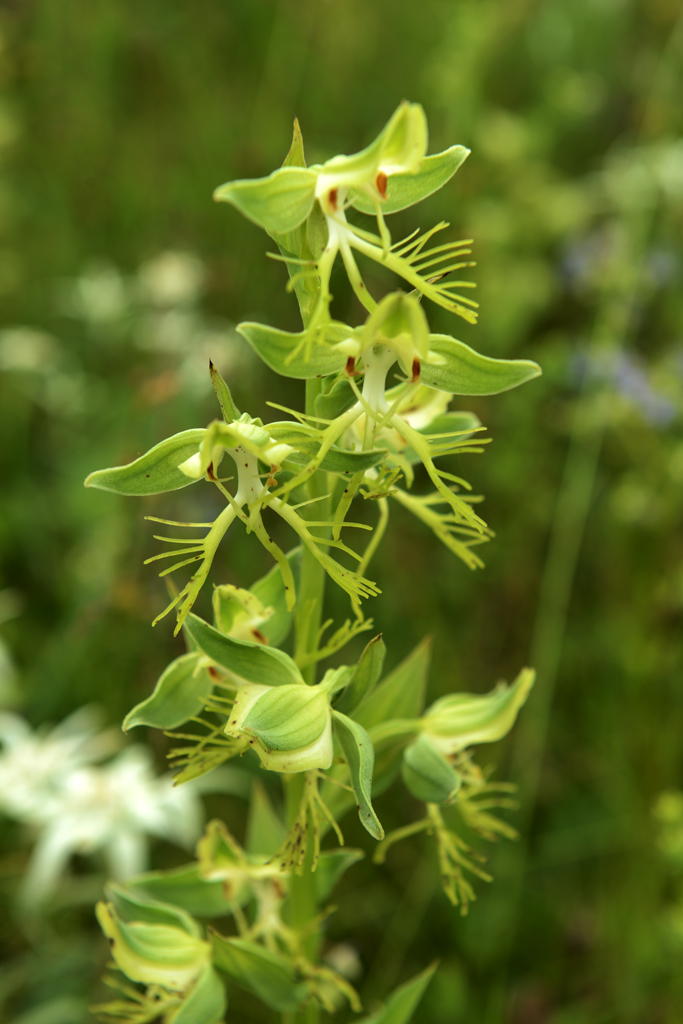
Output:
286 368 329 1024
294 378 331 686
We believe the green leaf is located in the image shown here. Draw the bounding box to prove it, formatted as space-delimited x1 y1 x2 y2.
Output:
213 166 317 235
237 321 349 379
314 375 356 420
314 848 365 903
421 336 542 396
283 116 306 169
401 736 462 804
123 652 210 732
359 962 438 1024
272 120 317 303
245 780 287 858
338 640 432 808
171 965 226 1024
104 882 202 938
334 634 386 715
332 710 384 840
184 613 302 687
350 144 470 215
84 429 206 496
209 361 241 422
355 637 431 731
210 932 308 1012
371 739 413 799
129 863 236 918
418 410 481 439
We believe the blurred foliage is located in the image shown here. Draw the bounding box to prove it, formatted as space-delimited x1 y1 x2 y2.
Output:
0 0 682 1021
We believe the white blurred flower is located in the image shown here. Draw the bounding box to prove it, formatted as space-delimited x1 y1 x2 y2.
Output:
0 328 60 371
137 251 204 307
62 261 130 323
0 706 119 824
0 708 203 906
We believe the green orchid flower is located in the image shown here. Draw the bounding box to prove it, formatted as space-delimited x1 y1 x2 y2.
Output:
215 102 477 358
87 400 382 633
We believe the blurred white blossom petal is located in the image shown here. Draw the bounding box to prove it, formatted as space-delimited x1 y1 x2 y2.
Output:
0 710 203 906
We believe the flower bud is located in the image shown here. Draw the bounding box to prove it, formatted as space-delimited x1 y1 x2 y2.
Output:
401 734 461 804
421 668 535 755
96 901 210 991
225 681 333 773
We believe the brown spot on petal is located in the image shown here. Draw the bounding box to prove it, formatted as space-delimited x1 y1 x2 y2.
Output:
345 356 356 376
376 172 388 198
329 188 338 211
412 357 421 383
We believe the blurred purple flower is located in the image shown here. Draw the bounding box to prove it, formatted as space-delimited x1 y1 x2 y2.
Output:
571 348 677 428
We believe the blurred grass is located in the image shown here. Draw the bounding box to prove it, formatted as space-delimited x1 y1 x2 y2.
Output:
1 0 682 1021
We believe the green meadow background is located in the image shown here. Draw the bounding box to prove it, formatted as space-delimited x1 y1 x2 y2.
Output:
1 0 682 1021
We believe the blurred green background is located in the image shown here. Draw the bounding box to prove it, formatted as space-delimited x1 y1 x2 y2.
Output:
1 0 682 1021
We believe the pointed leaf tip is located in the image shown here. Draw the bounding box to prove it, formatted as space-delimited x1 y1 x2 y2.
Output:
332 710 384 840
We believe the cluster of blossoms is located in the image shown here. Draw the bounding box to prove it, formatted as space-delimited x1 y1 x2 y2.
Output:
87 106 539 636
82 104 540 1021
